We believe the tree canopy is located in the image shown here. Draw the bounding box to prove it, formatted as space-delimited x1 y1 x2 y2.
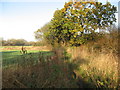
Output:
35 1 117 46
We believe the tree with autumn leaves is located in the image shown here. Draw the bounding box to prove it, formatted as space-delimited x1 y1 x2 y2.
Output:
35 1 117 46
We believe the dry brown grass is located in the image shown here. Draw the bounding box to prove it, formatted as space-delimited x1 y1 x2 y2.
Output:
2 48 78 88
1 46 51 51
66 30 119 88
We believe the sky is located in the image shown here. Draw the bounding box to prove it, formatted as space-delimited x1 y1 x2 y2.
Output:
0 0 119 41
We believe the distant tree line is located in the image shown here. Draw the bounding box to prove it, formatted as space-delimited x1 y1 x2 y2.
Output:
2 39 45 46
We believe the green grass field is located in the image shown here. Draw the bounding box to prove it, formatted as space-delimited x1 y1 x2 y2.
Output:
2 50 53 68
1 46 51 67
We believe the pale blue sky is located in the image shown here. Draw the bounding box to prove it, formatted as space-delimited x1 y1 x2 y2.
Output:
0 1 65 41
0 0 119 41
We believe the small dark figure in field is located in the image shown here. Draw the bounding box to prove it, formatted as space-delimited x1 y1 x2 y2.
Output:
20 46 27 54
72 71 77 79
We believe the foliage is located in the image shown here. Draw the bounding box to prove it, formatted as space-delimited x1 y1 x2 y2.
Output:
2 39 45 46
43 1 117 46
34 22 51 45
2 39 28 46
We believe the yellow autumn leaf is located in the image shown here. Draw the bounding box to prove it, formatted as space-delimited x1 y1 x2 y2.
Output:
79 27 84 32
